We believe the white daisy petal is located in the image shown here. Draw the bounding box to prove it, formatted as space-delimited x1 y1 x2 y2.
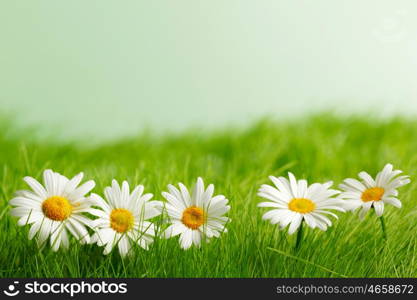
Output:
129 185 144 203
94 228 115 245
10 197 41 209
262 209 282 221
28 221 42 240
343 178 366 192
310 212 332 226
111 180 122 207
118 236 131 257
61 228 70 249
178 183 192 207
23 176 47 198
43 169 56 196
202 184 214 207
268 210 289 224
103 238 115 255
358 171 376 188
376 163 393 186
288 214 303 235
305 183 325 201
303 214 316 229
192 230 202 247
312 217 328 231
269 175 292 196
165 203 183 219
258 185 290 204
257 202 287 209
164 222 187 238
37 219 53 246
386 176 410 190
16 211 43 225
179 229 193 249
143 201 163 219
14 190 43 202
121 181 130 207
193 177 205 207
69 218 90 244
297 180 308 198
63 172 84 196
104 186 118 208
373 201 385 216
162 192 186 211
288 172 299 198
70 180 96 201
51 225 63 252
167 184 188 208
359 202 373 219
208 203 230 216
279 211 297 229
382 196 402 208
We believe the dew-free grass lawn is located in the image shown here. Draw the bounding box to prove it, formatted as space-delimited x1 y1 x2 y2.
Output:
0 114 416 278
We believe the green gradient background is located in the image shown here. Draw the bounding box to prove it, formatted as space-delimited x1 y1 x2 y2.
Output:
1 1 417 140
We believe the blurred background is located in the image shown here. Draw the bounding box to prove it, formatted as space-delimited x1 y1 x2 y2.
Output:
1 1 416 141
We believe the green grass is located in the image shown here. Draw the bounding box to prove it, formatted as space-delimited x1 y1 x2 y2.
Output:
0 114 416 278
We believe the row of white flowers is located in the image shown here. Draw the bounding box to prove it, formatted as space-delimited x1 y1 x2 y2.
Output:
258 164 410 239
9 164 410 257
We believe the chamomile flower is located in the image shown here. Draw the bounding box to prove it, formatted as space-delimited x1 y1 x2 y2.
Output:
90 180 162 257
258 173 344 234
339 163 410 218
9 169 96 251
162 178 230 250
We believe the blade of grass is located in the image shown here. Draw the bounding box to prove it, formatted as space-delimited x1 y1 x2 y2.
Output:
267 247 348 278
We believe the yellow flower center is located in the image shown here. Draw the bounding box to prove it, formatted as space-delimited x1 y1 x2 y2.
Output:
110 208 134 233
181 206 206 230
361 187 385 202
42 196 73 221
288 198 316 214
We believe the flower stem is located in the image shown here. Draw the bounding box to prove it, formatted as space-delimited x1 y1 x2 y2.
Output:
379 216 387 240
295 221 303 250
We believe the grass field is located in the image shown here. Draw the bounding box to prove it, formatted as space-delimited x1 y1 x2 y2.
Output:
0 114 416 278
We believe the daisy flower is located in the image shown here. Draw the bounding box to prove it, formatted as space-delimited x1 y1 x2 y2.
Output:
162 177 230 250
339 163 410 218
9 169 96 251
258 173 344 234
90 180 162 257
